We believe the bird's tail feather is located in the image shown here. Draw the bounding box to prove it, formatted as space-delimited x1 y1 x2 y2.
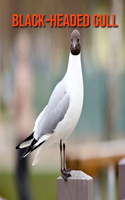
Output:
32 141 51 166
16 132 34 149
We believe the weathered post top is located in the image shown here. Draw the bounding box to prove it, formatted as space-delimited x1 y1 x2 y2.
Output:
57 170 93 200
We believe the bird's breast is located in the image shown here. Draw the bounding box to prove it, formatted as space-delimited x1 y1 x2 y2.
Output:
67 79 83 120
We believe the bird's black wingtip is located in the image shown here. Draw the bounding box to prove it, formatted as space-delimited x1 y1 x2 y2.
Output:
15 132 34 150
15 143 20 149
15 145 19 149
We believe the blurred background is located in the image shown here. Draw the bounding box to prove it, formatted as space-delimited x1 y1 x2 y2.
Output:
0 0 125 200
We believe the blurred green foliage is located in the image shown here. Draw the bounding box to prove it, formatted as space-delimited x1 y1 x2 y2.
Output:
0 172 60 200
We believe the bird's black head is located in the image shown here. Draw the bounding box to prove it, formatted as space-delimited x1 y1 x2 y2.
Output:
70 30 81 55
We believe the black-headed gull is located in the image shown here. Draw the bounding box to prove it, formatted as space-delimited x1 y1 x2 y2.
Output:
16 29 84 180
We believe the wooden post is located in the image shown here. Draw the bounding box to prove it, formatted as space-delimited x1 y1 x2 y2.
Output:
57 170 93 200
119 157 125 200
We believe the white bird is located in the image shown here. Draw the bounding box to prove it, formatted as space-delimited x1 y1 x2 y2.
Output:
16 29 84 180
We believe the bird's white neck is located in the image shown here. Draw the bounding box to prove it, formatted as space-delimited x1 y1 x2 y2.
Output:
65 52 82 80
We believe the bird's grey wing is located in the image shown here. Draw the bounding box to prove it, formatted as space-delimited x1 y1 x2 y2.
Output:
33 105 47 132
34 80 70 139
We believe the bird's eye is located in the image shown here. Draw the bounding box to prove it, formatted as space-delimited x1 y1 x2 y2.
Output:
71 38 73 42
77 38 80 42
